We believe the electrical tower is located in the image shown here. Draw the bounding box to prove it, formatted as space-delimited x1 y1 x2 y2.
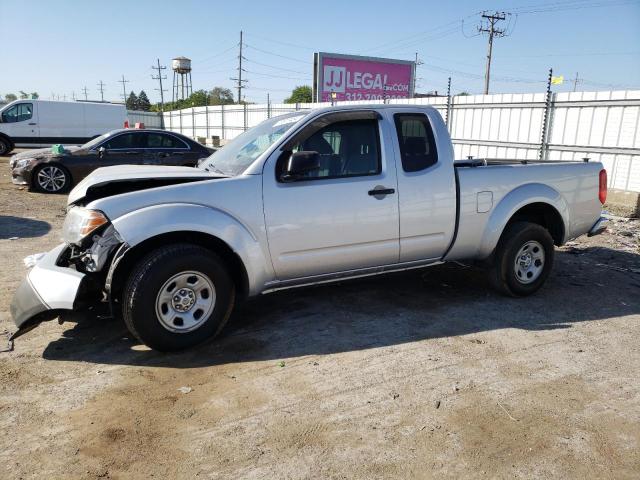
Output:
118 75 129 103
478 11 508 95
151 58 168 111
82 86 89 101
230 30 247 103
97 80 106 102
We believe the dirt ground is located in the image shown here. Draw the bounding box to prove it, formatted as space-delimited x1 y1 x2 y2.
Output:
1 150 639 479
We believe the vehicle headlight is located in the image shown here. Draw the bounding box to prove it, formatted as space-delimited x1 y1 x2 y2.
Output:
14 158 30 169
62 207 109 245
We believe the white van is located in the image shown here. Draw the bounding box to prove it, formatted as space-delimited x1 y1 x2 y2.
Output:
0 99 127 155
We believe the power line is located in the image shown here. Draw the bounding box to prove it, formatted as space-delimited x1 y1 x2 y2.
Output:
97 80 106 102
151 58 167 111
118 75 129 103
243 43 309 64
478 11 510 94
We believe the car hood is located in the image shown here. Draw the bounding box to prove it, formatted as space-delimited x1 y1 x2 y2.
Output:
68 164 222 205
10 146 82 167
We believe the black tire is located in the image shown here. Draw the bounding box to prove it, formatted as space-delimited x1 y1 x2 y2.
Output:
488 221 555 297
122 244 235 351
0 137 12 156
32 163 72 193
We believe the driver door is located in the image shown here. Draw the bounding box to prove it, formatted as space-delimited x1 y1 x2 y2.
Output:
262 111 400 281
1 102 39 144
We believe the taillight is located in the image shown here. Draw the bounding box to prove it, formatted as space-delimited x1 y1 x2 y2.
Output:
598 169 607 204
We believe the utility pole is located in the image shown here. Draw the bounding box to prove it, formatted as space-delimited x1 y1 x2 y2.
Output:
72 91 76 101
118 75 129 103
151 58 168 111
478 11 508 95
82 86 88 101
571 72 582 92
97 80 106 102
231 30 247 104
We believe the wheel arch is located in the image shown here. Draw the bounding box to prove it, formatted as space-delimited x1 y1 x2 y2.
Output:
109 231 250 303
479 183 569 258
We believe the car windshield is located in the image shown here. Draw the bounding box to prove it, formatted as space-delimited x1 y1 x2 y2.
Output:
200 113 307 176
82 131 114 149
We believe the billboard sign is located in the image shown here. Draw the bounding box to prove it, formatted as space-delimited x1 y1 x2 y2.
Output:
313 52 415 102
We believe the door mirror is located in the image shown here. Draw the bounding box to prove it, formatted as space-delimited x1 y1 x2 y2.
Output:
97 146 106 158
281 151 320 182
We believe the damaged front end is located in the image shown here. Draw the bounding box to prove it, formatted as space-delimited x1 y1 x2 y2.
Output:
10 209 124 341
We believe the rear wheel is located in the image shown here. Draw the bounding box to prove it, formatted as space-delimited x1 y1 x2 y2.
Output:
32 164 71 193
488 221 555 297
122 244 235 351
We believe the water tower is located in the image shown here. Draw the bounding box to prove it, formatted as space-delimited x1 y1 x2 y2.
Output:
171 56 193 102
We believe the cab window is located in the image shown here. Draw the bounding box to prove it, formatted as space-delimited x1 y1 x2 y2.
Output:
278 119 381 181
145 133 189 149
102 132 140 149
1 103 33 123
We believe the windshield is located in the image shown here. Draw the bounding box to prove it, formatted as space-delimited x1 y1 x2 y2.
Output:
82 131 114 150
200 113 306 176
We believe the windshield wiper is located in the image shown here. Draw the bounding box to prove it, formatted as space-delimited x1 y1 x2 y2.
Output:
206 164 228 176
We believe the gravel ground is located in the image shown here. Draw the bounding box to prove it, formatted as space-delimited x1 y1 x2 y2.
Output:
1 150 639 479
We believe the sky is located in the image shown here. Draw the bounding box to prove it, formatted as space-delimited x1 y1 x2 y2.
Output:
1 0 639 104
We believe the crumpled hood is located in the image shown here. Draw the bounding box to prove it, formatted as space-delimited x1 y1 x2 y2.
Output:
68 164 220 205
10 146 81 167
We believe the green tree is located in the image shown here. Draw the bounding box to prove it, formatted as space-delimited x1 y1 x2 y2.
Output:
4 93 17 102
137 90 151 111
126 91 138 110
19 91 29 99
284 85 312 104
208 87 234 105
30 92 39 99
187 89 209 107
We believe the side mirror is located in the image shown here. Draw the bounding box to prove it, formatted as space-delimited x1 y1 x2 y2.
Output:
97 146 106 158
281 151 320 182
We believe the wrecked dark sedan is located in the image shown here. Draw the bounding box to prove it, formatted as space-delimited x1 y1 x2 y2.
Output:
9 128 213 193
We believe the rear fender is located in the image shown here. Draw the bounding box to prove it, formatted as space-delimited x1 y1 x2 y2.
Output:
478 183 569 258
111 203 273 295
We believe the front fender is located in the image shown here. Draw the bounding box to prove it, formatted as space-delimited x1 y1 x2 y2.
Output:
111 203 273 295
478 183 569 258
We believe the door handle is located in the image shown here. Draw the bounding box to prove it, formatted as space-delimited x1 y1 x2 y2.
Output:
368 186 395 197
28 122 37 125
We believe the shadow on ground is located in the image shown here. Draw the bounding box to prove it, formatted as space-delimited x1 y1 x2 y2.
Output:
0 215 51 239
40 247 640 368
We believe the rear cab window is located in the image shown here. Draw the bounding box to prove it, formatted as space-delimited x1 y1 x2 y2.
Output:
393 113 438 172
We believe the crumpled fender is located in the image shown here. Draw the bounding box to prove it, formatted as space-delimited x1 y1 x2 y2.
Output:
111 202 272 295
478 183 569 258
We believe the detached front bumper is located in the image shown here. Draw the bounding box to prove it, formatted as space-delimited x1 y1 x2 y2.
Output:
10 244 87 338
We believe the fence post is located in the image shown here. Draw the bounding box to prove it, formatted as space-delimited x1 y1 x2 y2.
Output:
205 104 209 139
539 68 553 161
445 76 452 131
179 109 183 134
243 103 248 131
267 99 271 119
191 107 195 139
221 104 225 140
295 102 300 111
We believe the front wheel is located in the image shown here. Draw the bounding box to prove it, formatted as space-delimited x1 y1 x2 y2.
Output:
32 164 71 193
488 221 555 297
122 244 235 351
0 137 12 156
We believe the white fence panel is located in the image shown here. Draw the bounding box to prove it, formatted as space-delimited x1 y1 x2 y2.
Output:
160 90 640 192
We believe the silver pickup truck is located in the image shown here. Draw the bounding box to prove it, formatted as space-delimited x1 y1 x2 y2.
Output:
10 105 608 351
